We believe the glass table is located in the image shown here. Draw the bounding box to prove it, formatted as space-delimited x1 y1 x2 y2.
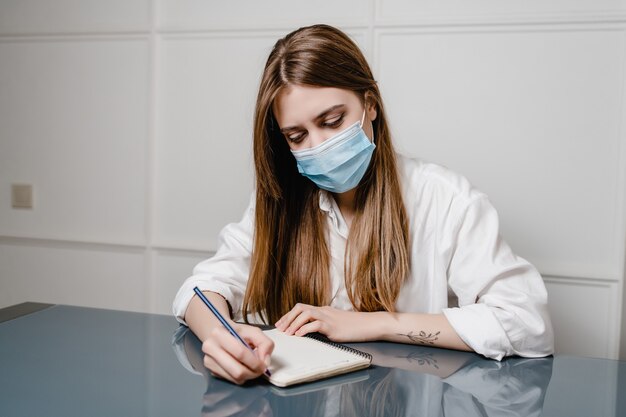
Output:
0 303 624 417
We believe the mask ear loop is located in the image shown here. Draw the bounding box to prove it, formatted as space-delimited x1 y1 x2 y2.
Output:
360 107 375 144
359 108 367 128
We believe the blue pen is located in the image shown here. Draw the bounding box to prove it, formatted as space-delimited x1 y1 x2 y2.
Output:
193 286 271 377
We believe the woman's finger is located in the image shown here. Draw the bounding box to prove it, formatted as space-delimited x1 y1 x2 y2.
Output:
203 326 268 384
284 307 320 335
209 342 261 385
240 326 274 365
220 328 268 372
275 303 309 331
294 319 325 337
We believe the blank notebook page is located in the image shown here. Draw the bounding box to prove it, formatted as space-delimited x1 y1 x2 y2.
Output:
263 329 371 387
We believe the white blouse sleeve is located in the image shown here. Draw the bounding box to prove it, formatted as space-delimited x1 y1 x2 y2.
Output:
172 196 255 325
441 194 555 361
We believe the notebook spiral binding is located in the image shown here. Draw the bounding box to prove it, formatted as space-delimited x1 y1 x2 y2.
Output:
304 332 373 361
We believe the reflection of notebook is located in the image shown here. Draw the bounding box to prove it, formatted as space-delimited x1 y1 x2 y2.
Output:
263 329 372 387
270 367 370 395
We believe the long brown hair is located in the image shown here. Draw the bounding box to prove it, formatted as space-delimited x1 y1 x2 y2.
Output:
243 24 410 324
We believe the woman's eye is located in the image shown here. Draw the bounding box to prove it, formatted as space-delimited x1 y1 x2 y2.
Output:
287 132 306 143
323 114 344 127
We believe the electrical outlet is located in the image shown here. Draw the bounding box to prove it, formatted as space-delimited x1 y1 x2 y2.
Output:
12 184 33 209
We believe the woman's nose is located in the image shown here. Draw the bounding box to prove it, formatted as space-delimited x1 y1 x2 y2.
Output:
307 130 331 148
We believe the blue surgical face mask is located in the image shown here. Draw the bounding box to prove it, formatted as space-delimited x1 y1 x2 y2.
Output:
290 109 375 193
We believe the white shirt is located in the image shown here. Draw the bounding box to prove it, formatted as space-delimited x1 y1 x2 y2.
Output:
173 155 555 360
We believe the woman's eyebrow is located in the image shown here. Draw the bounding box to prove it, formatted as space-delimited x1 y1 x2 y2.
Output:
279 104 346 133
313 104 345 121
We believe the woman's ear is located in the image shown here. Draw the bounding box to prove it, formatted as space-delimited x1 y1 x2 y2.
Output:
364 91 378 122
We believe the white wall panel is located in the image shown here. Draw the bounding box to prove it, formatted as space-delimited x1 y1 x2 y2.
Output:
376 0 626 23
151 250 210 315
545 277 620 358
0 39 149 245
0 240 146 312
157 0 369 31
154 34 274 249
0 0 151 34
376 28 625 280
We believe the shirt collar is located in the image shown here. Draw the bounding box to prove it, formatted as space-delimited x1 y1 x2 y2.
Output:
318 190 350 238
318 190 334 213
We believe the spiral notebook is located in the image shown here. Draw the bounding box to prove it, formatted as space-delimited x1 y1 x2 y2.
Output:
263 329 372 387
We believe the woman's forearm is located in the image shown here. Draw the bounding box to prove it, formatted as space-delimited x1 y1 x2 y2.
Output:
276 303 473 352
372 312 472 352
184 291 233 342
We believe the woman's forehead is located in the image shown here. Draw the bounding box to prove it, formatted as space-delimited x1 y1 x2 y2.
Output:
273 85 360 126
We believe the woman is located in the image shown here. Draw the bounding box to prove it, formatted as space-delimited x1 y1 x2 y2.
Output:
173 24 554 385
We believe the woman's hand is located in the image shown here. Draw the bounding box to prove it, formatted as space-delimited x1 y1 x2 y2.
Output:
201 323 274 385
275 303 384 342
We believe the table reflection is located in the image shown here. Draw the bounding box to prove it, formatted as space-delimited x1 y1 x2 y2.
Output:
172 326 553 417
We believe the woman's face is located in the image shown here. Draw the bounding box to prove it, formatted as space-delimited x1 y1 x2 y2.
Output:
272 85 377 151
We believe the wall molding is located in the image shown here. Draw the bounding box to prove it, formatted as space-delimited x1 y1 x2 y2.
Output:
372 22 626 38
5 14 625 39
157 30 294 42
617 27 626 360
543 275 620 286
373 0 626 27
0 235 146 254
374 15 626 27
0 33 150 42
156 28 371 44
156 24 370 36
146 0 159 324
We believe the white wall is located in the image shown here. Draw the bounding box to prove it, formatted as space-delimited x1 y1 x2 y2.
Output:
1 1 625 359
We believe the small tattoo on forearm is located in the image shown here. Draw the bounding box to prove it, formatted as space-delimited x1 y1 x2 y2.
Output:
398 330 441 345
